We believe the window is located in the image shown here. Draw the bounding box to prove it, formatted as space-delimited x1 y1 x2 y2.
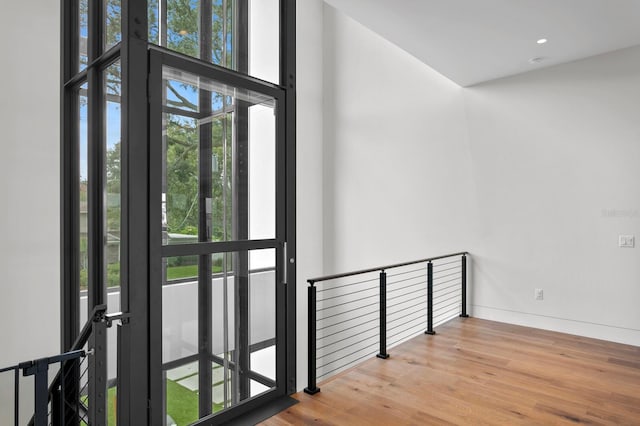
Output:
63 1 295 423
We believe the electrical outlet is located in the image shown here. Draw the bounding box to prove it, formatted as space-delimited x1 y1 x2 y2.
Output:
535 288 544 300
619 235 635 248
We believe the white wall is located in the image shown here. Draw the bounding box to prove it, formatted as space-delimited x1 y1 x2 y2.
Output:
465 46 640 345
295 0 325 391
0 0 60 423
322 4 475 275
294 9 640 394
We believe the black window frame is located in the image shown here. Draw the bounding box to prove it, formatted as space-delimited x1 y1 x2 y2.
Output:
61 0 296 423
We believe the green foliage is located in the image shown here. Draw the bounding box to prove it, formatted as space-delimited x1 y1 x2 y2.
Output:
107 262 120 287
167 0 200 57
79 0 238 292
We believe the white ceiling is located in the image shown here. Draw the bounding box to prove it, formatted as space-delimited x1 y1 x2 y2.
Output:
323 0 640 87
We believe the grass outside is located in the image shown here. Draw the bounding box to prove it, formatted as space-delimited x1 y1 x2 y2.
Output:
97 379 223 426
80 263 224 290
166 264 223 281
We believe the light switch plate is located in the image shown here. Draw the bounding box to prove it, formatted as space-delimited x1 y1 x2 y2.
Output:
619 235 635 248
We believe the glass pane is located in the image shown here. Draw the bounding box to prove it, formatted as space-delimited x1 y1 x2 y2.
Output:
168 0 200 58
163 256 199 362
163 114 200 244
161 66 277 246
149 0 280 84
162 249 276 421
211 249 277 408
105 61 122 292
166 255 199 283
162 255 200 426
103 62 122 426
248 0 280 84
164 362 200 426
104 0 122 50
79 82 89 298
148 0 159 45
79 0 88 70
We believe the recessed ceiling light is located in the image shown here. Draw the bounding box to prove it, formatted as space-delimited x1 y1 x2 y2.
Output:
529 57 545 64
537 38 548 44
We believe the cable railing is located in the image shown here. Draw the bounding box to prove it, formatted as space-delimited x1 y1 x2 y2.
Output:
304 252 469 394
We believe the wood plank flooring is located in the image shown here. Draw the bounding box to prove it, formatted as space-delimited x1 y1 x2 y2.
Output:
262 318 640 425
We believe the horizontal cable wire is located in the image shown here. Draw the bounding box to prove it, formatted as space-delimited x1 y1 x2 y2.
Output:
434 282 461 295
316 276 379 293
434 276 462 287
386 267 424 278
435 302 461 314
432 265 460 274
434 310 461 325
386 274 424 287
434 286 462 299
387 306 425 325
317 324 379 351
432 259 459 267
317 300 379 322
433 293 460 307
388 320 427 340
317 310 378 333
435 301 460 313
317 285 378 303
388 323 428 347
318 314 379 338
317 293 378 312
387 280 426 295
317 349 378 380
433 271 461 280
387 299 426 317
387 287 426 303
434 274 462 285
387 311 425 334
317 341 379 370
317 333 379 361
434 308 461 322
434 307 460 321
388 287 426 301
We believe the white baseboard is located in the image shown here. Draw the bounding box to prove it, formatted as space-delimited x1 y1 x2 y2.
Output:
471 304 640 347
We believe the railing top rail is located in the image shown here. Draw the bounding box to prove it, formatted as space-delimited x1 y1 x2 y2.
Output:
0 364 18 374
307 251 468 285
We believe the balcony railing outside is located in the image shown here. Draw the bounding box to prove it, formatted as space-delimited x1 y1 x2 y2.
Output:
305 252 469 394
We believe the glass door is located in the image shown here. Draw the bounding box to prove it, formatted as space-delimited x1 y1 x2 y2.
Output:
149 49 286 424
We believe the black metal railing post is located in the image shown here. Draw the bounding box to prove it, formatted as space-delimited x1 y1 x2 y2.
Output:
377 271 390 359
51 388 62 426
22 359 49 426
460 254 469 317
89 317 108 426
425 261 436 335
14 367 19 426
304 282 320 394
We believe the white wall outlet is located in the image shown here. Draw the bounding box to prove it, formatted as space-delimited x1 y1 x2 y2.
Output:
619 235 635 248
535 288 544 300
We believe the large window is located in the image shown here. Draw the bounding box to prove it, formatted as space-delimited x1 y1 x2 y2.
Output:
148 0 280 83
63 1 295 424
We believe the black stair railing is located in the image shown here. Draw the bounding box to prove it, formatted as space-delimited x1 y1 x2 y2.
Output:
1 304 129 426
304 252 469 394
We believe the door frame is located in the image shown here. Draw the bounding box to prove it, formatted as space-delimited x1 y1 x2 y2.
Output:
147 46 292 424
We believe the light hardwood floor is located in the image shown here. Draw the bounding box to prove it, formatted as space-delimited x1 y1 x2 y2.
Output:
262 318 640 425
